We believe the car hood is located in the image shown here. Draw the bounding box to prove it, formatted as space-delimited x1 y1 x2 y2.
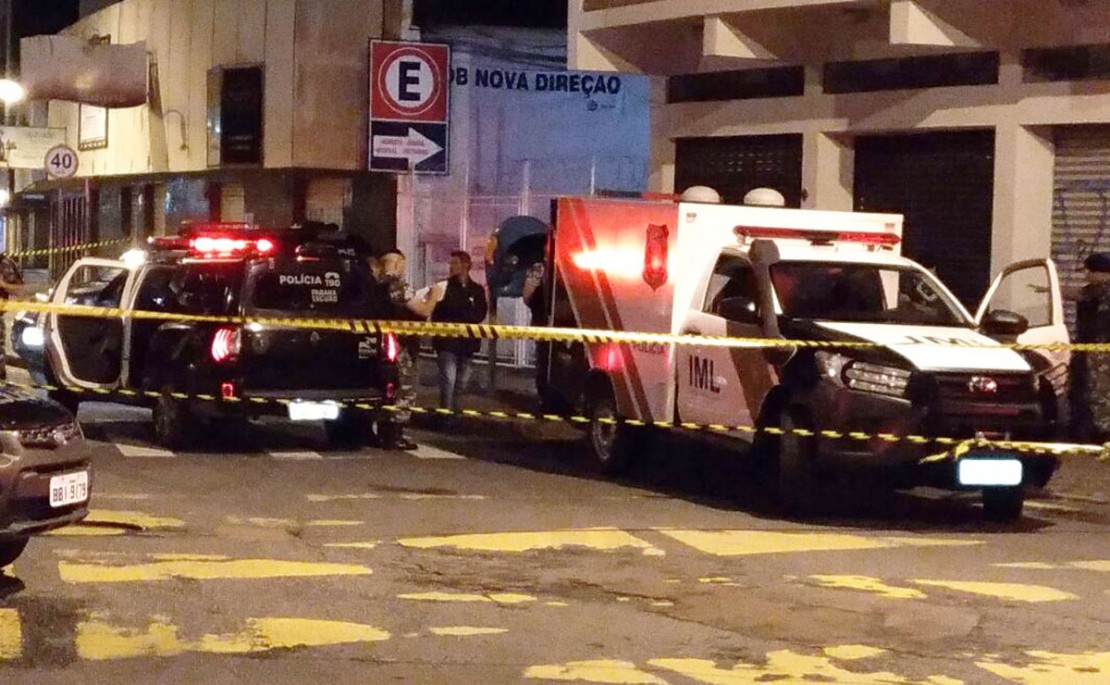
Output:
812 322 1031 373
0 388 75 430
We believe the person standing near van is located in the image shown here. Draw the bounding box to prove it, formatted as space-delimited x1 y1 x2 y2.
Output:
431 251 487 415
1071 252 1110 441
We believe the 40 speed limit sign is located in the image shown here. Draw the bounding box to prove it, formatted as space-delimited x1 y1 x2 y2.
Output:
44 144 78 178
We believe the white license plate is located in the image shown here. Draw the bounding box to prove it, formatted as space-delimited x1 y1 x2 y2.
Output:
288 401 341 422
958 458 1023 487
49 470 90 508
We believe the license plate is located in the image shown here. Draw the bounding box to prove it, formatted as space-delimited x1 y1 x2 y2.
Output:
288 401 341 422
958 458 1023 487
49 470 90 508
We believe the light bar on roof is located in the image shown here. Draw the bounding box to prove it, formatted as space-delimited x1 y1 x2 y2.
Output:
733 225 900 246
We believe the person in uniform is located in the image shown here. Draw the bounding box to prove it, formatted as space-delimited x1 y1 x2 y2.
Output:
0 253 24 382
377 250 440 450
1070 252 1110 442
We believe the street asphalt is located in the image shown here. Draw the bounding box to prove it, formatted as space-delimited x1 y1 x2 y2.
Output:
1 364 1109 684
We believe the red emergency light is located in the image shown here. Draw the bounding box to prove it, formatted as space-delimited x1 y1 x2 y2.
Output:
734 226 901 247
190 235 277 256
643 223 669 290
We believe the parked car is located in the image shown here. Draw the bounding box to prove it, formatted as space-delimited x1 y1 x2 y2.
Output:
0 387 92 568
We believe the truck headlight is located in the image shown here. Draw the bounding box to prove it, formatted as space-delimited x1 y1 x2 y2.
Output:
20 325 44 348
815 351 911 398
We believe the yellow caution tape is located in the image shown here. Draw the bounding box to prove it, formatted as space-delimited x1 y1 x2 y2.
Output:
7 238 132 259
4 298 1110 354
3 378 1106 463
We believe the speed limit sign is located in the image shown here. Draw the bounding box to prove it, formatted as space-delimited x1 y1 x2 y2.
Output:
44 144 78 178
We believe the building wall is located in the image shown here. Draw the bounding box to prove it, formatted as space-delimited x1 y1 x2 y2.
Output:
570 0 1110 277
48 0 388 177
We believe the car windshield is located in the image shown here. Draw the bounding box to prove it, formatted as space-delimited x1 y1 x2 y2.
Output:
246 259 380 317
770 261 968 326
172 263 243 315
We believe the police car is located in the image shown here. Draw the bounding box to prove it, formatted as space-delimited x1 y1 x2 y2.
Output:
540 190 1070 521
37 224 399 448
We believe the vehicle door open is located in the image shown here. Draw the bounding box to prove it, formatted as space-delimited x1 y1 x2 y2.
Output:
45 258 137 390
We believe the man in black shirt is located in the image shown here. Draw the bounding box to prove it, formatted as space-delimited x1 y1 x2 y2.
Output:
1071 252 1110 441
431 250 487 414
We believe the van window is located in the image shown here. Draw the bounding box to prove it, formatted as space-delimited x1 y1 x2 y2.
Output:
704 256 760 321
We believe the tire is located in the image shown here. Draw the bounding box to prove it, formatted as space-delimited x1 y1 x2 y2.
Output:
0 539 28 568
982 487 1024 522
777 407 820 515
152 388 194 449
585 389 637 475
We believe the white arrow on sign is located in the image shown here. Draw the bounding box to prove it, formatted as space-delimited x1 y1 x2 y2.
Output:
371 128 443 167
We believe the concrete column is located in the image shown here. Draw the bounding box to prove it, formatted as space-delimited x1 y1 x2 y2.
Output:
991 123 1055 276
647 76 675 194
802 130 854 211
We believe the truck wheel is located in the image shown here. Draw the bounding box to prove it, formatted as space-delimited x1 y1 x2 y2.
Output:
982 487 1024 522
777 408 819 515
0 539 28 568
152 388 193 449
585 389 637 475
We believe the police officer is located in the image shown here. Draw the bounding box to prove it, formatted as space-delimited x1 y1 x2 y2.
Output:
1070 252 1110 441
377 250 439 450
0 253 24 382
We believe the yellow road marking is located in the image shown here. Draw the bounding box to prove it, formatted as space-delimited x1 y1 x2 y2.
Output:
525 660 668 684
0 608 21 660
398 592 537 604
910 580 1077 603
657 530 980 556
993 560 1110 572
76 615 390 661
47 526 125 537
59 558 372 584
823 645 888 660
84 510 186 530
650 651 963 684
809 575 927 600
397 528 664 556
994 562 1058 570
307 494 383 502
698 577 741 586
428 626 508 636
325 542 380 549
1071 560 1110 572
978 651 1110 684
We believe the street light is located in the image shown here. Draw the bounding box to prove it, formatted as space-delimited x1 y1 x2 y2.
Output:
0 78 23 105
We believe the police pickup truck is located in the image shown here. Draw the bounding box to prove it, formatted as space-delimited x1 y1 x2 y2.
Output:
38 224 399 448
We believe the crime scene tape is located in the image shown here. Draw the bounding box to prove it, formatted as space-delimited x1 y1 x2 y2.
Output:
7 238 132 259
2 378 1106 465
4 298 1110 354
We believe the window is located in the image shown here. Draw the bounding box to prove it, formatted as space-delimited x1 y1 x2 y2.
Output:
1023 44 1110 83
770 262 967 326
65 266 129 307
704 256 760 323
173 263 243 315
824 52 999 94
667 67 805 104
207 65 264 166
983 264 1052 328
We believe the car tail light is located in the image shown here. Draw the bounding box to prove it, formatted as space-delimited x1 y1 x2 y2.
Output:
384 333 399 363
211 327 241 363
220 382 237 400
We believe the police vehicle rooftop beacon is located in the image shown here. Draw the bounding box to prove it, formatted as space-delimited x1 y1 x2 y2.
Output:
37 223 399 449
538 187 1070 521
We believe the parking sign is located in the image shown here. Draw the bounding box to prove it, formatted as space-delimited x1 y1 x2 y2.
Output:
369 40 450 174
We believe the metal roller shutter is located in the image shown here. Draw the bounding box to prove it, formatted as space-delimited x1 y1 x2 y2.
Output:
674 134 803 207
854 130 996 308
1052 125 1110 335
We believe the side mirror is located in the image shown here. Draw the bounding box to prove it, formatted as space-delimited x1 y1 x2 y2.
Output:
717 296 760 325
981 309 1029 338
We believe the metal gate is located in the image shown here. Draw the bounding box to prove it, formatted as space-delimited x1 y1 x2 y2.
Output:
49 191 91 279
1052 125 1110 335
674 134 804 206
855 130 996 308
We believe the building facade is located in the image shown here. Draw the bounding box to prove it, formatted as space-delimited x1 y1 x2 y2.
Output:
570 0 1110 324
15 0 408 275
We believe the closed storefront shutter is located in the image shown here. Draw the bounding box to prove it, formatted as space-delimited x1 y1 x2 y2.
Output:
1052 125 1110 335
854 130 996 308
674 134 803 206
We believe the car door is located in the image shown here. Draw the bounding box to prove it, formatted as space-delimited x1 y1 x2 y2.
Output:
975 258 1071 394
676 255 778 432
45 258 138 390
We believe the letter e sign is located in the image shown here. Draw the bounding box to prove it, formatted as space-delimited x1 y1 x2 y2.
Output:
371 41 450 123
